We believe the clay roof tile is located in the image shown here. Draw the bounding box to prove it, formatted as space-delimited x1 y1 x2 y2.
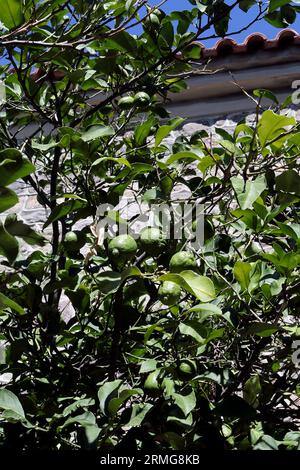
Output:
198 28 300 59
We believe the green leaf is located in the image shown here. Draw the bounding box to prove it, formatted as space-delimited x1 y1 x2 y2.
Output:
0 220 18 263
187 303 222 316
186 303 234 326
247 322 279 337
0 187 18 213
182 43 201 59
160 431 185 450
198 155 215 174
104 31 137 53
231 175 267 210
43 200 86 228
166 151 200 165
213 3 230 36
0 389 25 420
172 390 196 417
234 260 252 290
92 156 131 168
142 187 157 202
81 125 114 142
108 388 142 417
134 115 157 146
160 270 216 302
0 0 24 30
5 213 47 246
257 110 295 147
96 271 122 294
179 321 205 344
283 431 300 449
139 359 157 373
0 149 35 186
85 424 101 444
253 89 278 104
122 403 153 429
0 292 25 315
31 141 58 151
275 170 300 196
253 435 279 450
239 0 256 12
98 380 122 416
155 117 185 147
269 0 290 13
62 398 95 417
250 422 264 445
243 375 261 407
62 411 96 428
121 266 143 281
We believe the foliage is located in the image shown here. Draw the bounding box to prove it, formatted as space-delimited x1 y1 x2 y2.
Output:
0 0 299 451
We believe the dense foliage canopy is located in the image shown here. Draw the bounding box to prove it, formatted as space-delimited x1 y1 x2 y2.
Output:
0 0 300 451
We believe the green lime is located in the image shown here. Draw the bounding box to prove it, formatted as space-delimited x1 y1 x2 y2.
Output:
158 281 181 306
63 231 86 251
145 12 160 27
118 96 135 110
169 251 197 273
152 8 165 21
140 227 167 255
144 369 160 390
108 235 137 264
134 91 151 108
177 359 197 380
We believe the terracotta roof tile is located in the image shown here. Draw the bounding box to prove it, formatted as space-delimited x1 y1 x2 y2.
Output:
198 28 300 59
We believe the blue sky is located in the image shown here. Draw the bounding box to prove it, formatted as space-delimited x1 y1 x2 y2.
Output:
145 0 300 46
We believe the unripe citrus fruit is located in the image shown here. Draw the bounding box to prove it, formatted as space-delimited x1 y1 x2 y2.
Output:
145 12 160 27
108 235 137 264
158 281 181 306
118 96 135 110
169 251 197 273
144 369 160 390
177 359 197 380
134 91 151 108
140 227 167 255
63 231 86 251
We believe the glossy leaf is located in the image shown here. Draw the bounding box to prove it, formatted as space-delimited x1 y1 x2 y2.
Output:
0 0 24 30
0 389 25 421
0 292 25 315
0 187 18 213
257 110 295 147
231 175 267 210
0 220 18 263
0 149 35 186
160 270 216 302
5 213 47 246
